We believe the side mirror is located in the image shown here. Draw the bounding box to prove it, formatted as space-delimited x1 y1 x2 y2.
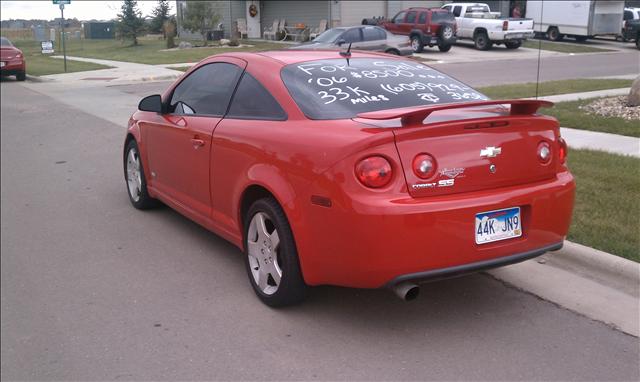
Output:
138 94 164 113
336 38 346 46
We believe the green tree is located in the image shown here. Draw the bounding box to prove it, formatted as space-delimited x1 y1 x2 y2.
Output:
150 0 171 36
181 1 220 45
117 0 144 45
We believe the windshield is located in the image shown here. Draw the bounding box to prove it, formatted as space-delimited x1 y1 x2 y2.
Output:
0 37 13 47
313 28 344 43
281 58 488 120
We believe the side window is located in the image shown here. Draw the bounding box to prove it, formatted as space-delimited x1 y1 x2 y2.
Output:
406 11 417 24
623 10 633 21
170 63 242 116
453 6 462 17
227 73 286 120
418 12 427 24
393 11 406 24
342 28 362 43
363 26 385 41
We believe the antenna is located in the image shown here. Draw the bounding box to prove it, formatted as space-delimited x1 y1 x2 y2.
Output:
340 42 352 57
339 42 352 65
535 0 544 99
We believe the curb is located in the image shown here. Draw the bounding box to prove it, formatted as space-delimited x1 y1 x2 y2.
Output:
552 240 640 285
25 75 49 83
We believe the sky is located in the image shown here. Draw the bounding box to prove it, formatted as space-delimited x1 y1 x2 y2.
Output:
0 1 174 21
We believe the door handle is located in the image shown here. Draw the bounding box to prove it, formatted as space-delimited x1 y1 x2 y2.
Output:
191 138 205 148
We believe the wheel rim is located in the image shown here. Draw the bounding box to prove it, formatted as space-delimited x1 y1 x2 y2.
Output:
126 147 142 202
443 27 453 39
247 212 282 295
411 38 420 51
477 35 486 48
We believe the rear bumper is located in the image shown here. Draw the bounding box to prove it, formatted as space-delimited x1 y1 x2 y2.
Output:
386 241 562 287
296 171 575 288
421 34 456 46
489 31 534 41
0 60 25 75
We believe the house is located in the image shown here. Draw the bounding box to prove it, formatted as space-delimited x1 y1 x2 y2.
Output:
175 1 516 40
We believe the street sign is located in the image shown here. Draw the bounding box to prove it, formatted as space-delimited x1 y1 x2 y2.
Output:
52 0 70 4
41 41 54 54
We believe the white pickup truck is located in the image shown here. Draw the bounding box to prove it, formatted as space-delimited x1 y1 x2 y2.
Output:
442 3 534 50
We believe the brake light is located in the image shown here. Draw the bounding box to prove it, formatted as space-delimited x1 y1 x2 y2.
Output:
502 20 508 31
355 156 393 188
412 153 437 179
537 141 551 164
558 137 568 164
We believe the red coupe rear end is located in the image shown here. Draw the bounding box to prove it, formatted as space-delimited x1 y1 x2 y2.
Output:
125 51 574 306
0 37 26 81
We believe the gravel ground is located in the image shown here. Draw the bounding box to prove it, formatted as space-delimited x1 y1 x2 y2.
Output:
581 96 640 121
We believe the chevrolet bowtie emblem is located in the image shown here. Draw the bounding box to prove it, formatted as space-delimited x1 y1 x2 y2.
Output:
480 146 502 158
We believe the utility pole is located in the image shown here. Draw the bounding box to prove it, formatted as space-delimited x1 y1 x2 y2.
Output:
60 3 67 72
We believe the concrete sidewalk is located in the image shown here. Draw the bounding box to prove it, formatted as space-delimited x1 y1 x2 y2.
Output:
561 127 639 157
47 56 183 83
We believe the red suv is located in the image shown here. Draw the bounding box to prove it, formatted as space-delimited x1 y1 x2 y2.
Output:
382 8 456 53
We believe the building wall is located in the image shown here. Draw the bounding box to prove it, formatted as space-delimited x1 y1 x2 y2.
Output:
260 0 329 33
340 1 386 26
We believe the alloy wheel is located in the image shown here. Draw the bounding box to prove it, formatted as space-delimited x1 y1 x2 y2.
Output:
126 148 142 202
247 212 282 295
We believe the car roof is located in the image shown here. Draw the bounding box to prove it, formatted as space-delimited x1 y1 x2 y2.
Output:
223 50 401 66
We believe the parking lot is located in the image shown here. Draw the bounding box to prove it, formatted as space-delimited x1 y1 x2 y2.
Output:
1 33 639 380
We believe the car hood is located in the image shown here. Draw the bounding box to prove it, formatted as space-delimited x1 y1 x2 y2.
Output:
0 47 21 60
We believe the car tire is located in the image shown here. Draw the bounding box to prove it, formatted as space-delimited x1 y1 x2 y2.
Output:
410 35 424 53
385 48 400 55
123 139 158 210
16 71 26 81
439 25 455 43
504 41 521 49
244 197 307 307
438 43 452 52
547 27 563 41
574 35 588 42
636 37 640 50
474 31 492 50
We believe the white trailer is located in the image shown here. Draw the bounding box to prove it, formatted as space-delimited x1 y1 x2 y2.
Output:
526 0 625 42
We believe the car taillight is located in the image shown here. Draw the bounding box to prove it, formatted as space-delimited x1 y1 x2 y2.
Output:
355 156 393 188
558 137 568 164
412 153 437 179
503 20 509 31
537 141 551 164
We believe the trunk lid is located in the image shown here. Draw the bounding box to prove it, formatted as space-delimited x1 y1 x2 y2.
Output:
357 100 561 198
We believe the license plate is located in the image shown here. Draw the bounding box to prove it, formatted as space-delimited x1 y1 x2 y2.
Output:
475 207 522 244
0 62 5 67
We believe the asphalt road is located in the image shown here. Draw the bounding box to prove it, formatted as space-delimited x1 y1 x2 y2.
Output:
1 80 639 380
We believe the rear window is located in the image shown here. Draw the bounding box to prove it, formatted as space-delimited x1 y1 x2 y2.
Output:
431 12 455 23
281 58 488 120
0 37 13 47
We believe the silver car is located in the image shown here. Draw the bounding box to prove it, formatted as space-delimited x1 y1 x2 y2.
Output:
289 25 413 56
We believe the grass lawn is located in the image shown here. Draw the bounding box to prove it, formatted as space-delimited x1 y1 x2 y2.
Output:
522 39 614 53
543 99 639 137
13 38 287 66
478 79 633 100
568 149 639 262
12 41 111 76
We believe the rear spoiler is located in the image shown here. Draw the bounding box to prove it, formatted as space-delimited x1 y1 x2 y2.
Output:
356 99 554 127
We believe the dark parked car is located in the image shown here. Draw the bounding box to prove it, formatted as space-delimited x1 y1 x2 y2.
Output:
289 26 413 56
381 7 457 52
622 18 640 49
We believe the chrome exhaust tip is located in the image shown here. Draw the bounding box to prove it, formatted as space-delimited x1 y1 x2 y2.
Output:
392 282 420 301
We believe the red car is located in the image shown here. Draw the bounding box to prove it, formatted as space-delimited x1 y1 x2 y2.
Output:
382 8 457 52
0 37 26 81
124 50 574 306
